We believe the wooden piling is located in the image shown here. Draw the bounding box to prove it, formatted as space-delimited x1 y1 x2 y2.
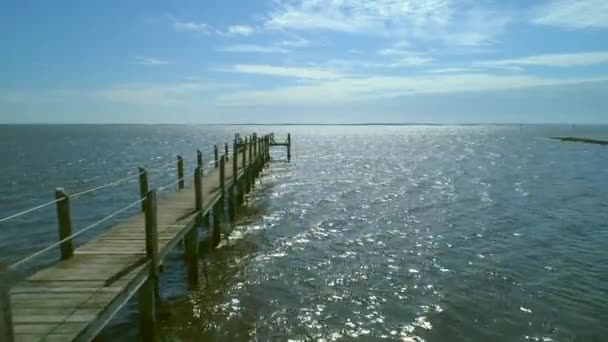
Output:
197 149 203 169
219 155 226 193
184 196 199 289
138 167 148 212
55 188 74 260
177 156 185 189
212 203 221 248
139 189 159 342
194 167 203 214
214 145 219 168
287 133 292 162
230 140 238 221
0 279 14 342
225 142 229 161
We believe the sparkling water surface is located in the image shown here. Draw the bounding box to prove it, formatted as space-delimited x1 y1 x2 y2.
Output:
1 125 607 341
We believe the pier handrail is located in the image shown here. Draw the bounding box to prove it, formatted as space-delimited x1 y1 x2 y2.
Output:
9 197 147 269
1 136 276 271
0 158 178 224
0 132 287 342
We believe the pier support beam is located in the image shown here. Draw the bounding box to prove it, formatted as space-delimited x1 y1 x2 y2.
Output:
55 188 74 260
0 277 14 342
138 167 148 212
177 156 184 189
287 133 291 162
212 203 221 248
139 189 159 342
197 150 203 169
184 227 199 286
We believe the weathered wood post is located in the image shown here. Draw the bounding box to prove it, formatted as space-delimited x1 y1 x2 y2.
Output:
139 189 159 342
219 155 226 197
138 167 148 212
197 149 203 169
212 203 221 248
186 168 202 286
177 155 185 189
229 140 239 222
194 167 203 217
214 145 219 168
214 155 224 246
0 273 14 342
55 188 74 260
253 133 257 164
225 142 229 161
240 137 248 201
287 133 291 162
266 135 270 162
246 136 252 192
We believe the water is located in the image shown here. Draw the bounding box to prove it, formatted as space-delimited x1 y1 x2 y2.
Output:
1 124 607 341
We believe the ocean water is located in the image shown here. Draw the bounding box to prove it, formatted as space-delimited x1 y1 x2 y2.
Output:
1 124 607 341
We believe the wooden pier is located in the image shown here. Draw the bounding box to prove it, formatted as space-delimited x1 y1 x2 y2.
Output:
0 132 291 342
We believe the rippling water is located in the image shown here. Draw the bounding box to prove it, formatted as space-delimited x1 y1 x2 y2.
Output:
1 125 607 341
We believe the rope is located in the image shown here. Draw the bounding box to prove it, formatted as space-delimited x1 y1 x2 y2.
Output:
157 177 185 192
71 171 145 199
9 197 145 269
0 198 65 224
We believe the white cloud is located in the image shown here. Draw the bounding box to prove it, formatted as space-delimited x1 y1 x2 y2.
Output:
94 81 243 105
227 25 255 36
228 64 344 79
280 37 310 48
397 56 433 66
532 0 608 29
393 40 411 48
479 52 608 67
426 67 475 74
218 73 608 106
217 44 290 53
131 57 170 66
265 0 510 47
170 16 212 33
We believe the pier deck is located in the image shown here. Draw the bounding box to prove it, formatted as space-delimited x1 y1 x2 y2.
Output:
0 133 290 342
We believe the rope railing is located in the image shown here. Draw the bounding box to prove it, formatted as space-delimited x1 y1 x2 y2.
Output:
0 159 177 224
157 177 186 192
0 198 65 224
9 197 146 269
1 135 271 271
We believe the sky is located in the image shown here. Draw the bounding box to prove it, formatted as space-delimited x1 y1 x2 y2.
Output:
1 0 608 124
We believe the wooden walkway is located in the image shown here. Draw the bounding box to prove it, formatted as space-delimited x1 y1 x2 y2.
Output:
0 133 290 342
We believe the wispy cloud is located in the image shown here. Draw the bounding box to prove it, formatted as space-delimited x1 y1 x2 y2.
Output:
226 25 255 36
532 0 608 29
265 0 510 47
217 44 290 54
131 57 171 66
227 64 345 80
280 36 310 48
94 81 243 105
479 52 608 68
426 67 475 74
169 16 212 33
218 74 608 106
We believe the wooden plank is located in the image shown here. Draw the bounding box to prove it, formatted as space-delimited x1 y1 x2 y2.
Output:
7 137 268 342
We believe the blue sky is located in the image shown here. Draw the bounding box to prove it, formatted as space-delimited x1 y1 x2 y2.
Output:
1 0 608 123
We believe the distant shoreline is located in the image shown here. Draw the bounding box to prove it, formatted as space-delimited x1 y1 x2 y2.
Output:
1 123 607 126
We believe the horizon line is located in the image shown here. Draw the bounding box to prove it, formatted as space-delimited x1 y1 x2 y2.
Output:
0 122 602 126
